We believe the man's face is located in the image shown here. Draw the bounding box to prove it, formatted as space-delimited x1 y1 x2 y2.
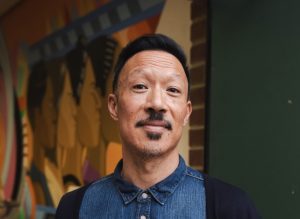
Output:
108 50 192 159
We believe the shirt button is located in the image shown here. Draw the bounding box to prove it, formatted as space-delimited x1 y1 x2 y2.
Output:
141 193 148 199
140 216 146 219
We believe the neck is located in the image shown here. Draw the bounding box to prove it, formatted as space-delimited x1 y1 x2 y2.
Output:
121 149 179 190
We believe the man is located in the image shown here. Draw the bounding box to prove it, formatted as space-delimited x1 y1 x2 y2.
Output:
56 34 260 219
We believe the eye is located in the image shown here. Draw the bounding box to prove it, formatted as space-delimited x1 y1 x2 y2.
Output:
167 87 180 94
132 84 148 90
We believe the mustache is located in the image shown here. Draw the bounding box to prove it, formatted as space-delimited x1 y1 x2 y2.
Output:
135 110 172 130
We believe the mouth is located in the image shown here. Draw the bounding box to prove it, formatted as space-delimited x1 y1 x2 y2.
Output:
135 120 172 131
135 119 172 141
143 123 166 133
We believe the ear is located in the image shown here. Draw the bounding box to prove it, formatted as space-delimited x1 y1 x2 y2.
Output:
183 100 192 126
108 94 118 120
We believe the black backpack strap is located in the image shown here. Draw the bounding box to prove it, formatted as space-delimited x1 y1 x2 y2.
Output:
203 173 261 219
55 182 93 219
73 183 93 219
203 173 216 219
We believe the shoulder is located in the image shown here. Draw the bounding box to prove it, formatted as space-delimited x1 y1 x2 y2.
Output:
81 174 117 201
55 174 114 219
203 174 261 219
185 166 205 181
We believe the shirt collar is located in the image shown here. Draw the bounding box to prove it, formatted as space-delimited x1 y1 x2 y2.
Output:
113 155 187 205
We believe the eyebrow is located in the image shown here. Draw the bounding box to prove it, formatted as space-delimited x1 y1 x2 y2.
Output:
128 67 182 78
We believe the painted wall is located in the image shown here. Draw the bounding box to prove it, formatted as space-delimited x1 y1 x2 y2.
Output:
0 0 193 218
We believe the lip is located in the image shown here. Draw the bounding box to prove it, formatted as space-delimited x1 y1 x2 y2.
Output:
144 121 167 127
142 121 168 133
143 125 165 133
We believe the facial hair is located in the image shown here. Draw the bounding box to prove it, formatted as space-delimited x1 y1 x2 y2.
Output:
131 109 174 160
135 109 172 140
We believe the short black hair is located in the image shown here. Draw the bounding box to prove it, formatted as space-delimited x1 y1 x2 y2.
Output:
113 34 190 98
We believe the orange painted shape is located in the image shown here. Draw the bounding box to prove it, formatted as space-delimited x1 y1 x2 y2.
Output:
105 142 122 175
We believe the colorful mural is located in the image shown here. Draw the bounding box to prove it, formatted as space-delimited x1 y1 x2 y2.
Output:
0 0 166 218
0 31 22 218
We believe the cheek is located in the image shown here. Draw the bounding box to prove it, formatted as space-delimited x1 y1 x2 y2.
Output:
118 96 144 117
118 105 136 126
121 109 139 123
172 109 188 126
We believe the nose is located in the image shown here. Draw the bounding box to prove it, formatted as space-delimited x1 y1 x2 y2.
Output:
145 87 167 113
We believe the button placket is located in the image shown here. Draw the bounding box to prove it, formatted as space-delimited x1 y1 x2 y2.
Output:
136 191 151 219
141 193 148 199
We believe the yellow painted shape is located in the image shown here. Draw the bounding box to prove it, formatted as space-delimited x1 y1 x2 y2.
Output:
44 159 64 207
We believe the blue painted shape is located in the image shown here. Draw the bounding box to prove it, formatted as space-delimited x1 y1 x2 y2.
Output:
28 0 165 65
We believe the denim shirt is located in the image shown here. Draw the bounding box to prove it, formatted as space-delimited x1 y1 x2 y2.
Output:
80 156 206 219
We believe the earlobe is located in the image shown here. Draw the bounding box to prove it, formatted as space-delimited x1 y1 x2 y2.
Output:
108 94 118 120
183 101 192 126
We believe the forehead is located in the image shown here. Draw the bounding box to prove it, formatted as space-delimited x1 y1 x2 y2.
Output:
120 50 186 79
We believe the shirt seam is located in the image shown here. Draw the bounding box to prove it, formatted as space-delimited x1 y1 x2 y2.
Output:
185 170 204 181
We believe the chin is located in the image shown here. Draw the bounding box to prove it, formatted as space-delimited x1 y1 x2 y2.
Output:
133 141 177 161
146 132 162 140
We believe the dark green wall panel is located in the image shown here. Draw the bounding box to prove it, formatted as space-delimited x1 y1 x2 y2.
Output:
209 0 300 218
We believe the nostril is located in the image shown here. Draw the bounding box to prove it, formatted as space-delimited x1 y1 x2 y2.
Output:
147 108 155 113
146 107 166 114
159 108 166 113
146 108 165 121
